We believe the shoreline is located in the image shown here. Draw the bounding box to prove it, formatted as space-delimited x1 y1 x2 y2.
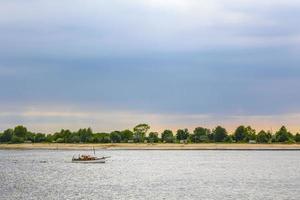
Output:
1 143 300 150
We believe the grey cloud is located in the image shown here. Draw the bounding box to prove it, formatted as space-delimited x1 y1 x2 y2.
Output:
0 0 300 131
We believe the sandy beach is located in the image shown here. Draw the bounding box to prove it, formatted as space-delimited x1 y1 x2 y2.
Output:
1 143 300 150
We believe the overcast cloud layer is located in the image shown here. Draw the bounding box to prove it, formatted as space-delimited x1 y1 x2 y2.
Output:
1 0 300 132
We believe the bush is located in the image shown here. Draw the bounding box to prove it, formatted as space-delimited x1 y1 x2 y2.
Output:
69 135 80 143
224 135 234 143
284 138 295 144
11 136 24 143
55 138 64 143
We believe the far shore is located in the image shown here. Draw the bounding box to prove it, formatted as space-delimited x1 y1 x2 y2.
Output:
1 143 300 150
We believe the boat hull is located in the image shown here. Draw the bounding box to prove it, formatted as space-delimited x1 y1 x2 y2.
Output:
72 159 105 163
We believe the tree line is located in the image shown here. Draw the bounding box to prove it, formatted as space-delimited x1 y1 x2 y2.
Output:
0 124 300 144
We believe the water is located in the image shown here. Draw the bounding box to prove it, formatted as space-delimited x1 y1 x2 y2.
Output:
0 150 300 200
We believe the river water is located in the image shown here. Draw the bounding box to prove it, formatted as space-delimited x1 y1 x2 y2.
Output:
0 150 299 200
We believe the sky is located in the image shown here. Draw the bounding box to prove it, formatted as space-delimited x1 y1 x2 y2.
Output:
1 0 300 133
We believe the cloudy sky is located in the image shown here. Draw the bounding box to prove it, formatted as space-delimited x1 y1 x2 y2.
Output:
1 0 300 133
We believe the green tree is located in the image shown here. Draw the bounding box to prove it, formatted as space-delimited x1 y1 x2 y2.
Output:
53 129 72 143
244 126 256 141
257 130 272 143
11 135 24 143
234 126 247 142
161 130 174 143
191 127 210 143
78 128 93 143
275 126 293 143
120 129 133 142
207 131 214 142
52 131 64 142
14 125 27 138
224 135 234 143
133 124 150 142
110 131 122 143
295 133 300 143
213 126 228 142
69 135 80 143
176 129 189 141
34 133 46 142
234 125 256 142
93 133 111 143
148 132 159 143
62 129 72 143
0 129 13 143
25 132 35 142
46 134 54 142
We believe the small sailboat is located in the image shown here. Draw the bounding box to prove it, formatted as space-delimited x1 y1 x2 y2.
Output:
72 147 110 163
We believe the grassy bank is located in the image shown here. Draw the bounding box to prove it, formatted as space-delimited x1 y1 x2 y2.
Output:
1 143 300 150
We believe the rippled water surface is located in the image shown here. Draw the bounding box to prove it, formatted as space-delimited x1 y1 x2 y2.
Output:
0 150 300 200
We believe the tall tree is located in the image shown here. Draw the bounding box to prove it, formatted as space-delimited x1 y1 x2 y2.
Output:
14 125 27 138
234 126 247 142
0 129 13 142
133 124 150 142
161 130 174 143
295 133 300 143
25 132 35 142
120 129 133 142
110 131 122 143
93 133 110 143
244 126 256 141
176 129 189 141
148 132 159 143
78 128 93 143
191 127 210 143
257 130 272 143
234 125 256 142
34 133 46 142
275 126 293 142
213 126 228 142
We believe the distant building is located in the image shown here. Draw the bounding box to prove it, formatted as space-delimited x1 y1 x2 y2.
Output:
249 140 256 144
180 140 188 144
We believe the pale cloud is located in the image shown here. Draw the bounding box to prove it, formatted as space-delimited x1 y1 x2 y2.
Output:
1 0 299 56
1 104 300 133
1 0 300 131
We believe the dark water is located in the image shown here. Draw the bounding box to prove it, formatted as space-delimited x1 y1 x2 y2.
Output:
0 150 300 200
